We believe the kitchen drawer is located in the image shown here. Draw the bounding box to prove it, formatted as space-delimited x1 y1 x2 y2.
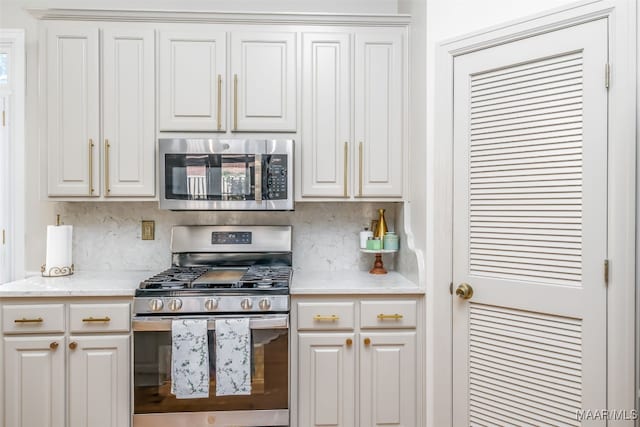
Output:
2 304 65 334
360 300 417 329
297 302 355 331
69 303 130 333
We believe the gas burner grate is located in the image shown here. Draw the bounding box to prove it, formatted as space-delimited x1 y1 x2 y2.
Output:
140 266 209 289
241 265 292 282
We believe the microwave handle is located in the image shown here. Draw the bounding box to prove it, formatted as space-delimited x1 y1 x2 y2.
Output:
254 154 262 202
132 315 288 332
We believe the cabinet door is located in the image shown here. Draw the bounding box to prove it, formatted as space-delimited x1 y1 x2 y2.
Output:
298 333 355 427
46 22 100 197
103 28 155 197
68 335 130 427
158 30 227 131
301 33 351 197
231 31 296 131
354 30 403 197
359 331 416 426
4 336 65 427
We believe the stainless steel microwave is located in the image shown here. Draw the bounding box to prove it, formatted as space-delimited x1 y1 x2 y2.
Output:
159 138 294 210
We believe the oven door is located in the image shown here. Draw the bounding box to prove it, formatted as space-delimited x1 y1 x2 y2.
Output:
132 315 289 427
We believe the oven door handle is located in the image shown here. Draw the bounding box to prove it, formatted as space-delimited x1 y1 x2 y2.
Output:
132 315 289 332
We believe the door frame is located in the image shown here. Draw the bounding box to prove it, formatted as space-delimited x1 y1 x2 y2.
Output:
0 29 25 282
430 1 636 426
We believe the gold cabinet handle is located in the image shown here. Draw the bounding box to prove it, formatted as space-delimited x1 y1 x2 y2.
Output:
455 283 474 300
49 342 59 351
358 141 363 197
82 316 111 323
217 74 222 130
89 139 95 195
344 141 349 197
104 140 111 195
346 338 353 347
313 314 339 322
233 74 238 131
363 337 371 346
377 313 404 320
69 341 78 350
14 317 43 324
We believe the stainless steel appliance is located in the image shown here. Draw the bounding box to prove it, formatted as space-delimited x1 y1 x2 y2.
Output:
159 138 294 210
133 225 292 427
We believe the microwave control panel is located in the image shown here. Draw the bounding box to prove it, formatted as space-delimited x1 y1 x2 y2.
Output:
265 155 288 200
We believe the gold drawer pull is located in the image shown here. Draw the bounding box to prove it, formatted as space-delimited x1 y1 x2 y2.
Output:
346 338 353 347
364 337 371 346
377 313 403 320
14 317 44 324
313 314 340 322
69 341 78 350
82 316 111 323
49 342 59 351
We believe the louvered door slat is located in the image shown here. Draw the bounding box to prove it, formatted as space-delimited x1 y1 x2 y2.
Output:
471 52 582 84
471 360 581 397
471 101 582 124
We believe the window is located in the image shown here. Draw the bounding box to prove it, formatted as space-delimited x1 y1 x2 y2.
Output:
0 52 7 86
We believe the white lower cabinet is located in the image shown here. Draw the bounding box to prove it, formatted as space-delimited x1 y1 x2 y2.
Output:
4 336 66 427
294 297 419 426
1 300 131 427
359 332 416 426
298 333 356 426
68 335 130 427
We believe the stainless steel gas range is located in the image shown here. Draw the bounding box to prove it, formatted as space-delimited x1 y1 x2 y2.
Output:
132 225 291 427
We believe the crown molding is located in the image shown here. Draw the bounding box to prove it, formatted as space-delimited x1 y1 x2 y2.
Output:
28 8 411 26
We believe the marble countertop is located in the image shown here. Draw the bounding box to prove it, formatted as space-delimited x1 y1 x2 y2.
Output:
0 269 423 298
0 271 153 297
291 270 423 295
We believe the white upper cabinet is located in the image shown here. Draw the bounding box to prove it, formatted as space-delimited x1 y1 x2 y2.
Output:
158 30 227 131
299 27 406 200
43 22 156 199
301 32 351 198
230 31 297 132
103 28 155 197
46 23 100 197
158 29 296 133
354 30 403 198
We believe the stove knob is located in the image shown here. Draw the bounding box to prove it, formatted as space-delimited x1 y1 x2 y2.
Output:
258 298 271 311
168 298 183 312
149 299 164 312
204 298 219 311
240 298 253 310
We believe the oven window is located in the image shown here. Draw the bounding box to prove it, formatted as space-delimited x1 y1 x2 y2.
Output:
133 329 288 413
164 154 256 201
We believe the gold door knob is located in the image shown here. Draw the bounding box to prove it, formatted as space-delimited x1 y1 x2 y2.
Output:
49 342 59 351
455 283 474 300
363 337 371 346
346 338 353 347
69 341 78 350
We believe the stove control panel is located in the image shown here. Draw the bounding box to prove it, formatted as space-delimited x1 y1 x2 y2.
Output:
134 295 289 315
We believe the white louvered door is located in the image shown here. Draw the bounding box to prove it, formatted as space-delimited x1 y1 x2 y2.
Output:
452 19 608 427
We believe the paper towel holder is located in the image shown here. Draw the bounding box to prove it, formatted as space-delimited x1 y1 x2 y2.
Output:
41 264 74 277
41 214 74 277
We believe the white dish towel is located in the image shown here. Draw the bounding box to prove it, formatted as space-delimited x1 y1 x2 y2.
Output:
171 319 210 399
215 318 252 396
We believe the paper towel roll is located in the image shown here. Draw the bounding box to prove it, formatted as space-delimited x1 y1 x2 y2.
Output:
44 225 73 276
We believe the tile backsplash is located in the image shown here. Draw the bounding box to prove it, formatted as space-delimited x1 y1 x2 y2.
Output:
52 202 417 278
